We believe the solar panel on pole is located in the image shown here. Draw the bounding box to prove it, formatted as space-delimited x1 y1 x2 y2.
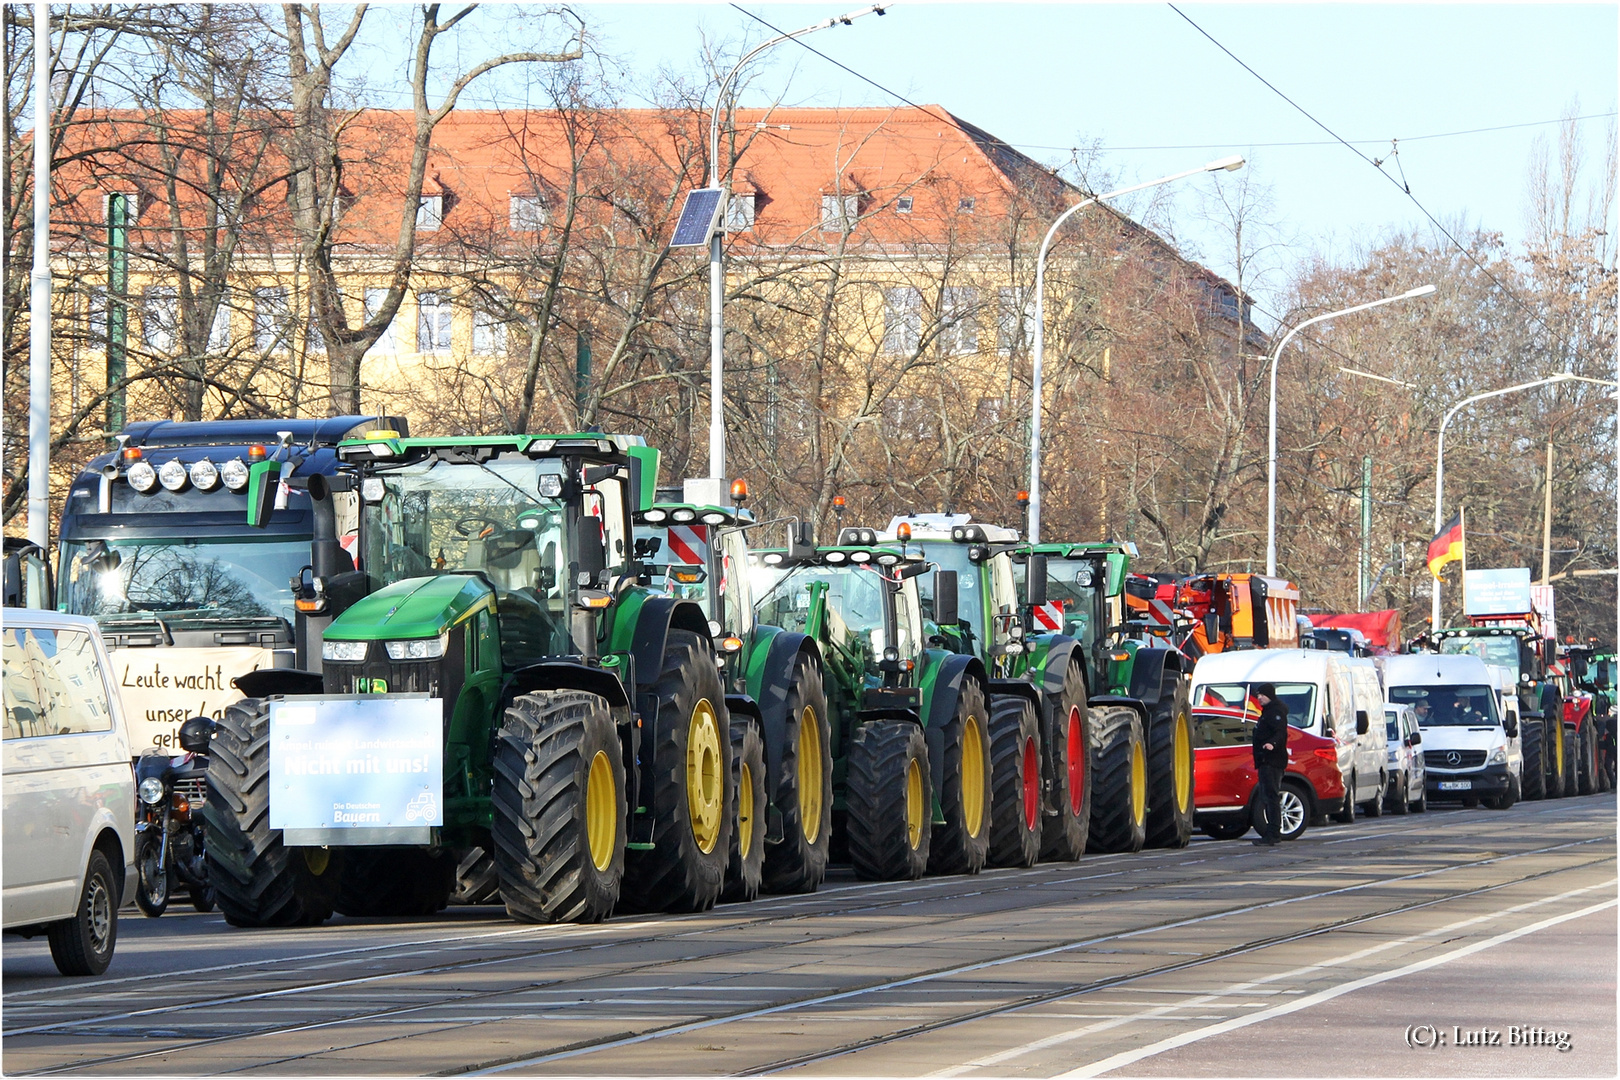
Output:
671 188 725 248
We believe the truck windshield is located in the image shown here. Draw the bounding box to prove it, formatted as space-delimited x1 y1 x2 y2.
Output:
1389 685 1500 727
362 459 570 661
60 538 308 623
1439 635 1519 671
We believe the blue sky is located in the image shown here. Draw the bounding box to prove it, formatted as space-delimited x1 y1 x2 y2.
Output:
364 2 1618 323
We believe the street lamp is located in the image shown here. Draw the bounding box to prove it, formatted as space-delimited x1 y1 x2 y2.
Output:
1431 371 1619 626
703 4 886 487
1265 283 1436 575
1026 153 1244 543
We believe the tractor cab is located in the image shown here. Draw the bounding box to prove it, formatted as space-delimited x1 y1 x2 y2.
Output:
632 497 756 661
877 514 1025 671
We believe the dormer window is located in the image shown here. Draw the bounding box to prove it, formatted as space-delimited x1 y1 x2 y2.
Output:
725 192 756 232
820 192 859 232
958 196 975 214
509 194 545 232
417 194 443 231
896 196 914 214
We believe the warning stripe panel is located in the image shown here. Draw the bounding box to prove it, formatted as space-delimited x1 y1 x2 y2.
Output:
666 524 709 565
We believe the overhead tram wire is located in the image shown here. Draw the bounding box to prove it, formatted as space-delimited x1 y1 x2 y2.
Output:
1165 3 1597 369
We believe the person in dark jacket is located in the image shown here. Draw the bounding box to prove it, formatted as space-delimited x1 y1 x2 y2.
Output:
1251 683 1290 846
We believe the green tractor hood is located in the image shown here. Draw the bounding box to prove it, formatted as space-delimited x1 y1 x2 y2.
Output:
324 574 493 642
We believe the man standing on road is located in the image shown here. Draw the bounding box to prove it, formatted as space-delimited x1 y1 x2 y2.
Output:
1251 683 1289 846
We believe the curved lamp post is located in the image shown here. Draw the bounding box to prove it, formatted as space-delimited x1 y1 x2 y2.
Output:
1264 284 1436 575
1431 371 1618 626
705 4 886 482
1026 154 1244 543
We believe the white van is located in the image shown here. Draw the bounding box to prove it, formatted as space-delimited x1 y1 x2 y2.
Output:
1190 649 1387 821
3 612 136 975
1384 654 1520 809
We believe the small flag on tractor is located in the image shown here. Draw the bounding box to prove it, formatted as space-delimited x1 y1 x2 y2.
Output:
1427 513 1463 579
1031 600 1065 632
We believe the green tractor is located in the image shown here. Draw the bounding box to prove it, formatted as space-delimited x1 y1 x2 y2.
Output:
206 432 739 926
750 537 992 879
632 491 832 899
1018 540 1195 851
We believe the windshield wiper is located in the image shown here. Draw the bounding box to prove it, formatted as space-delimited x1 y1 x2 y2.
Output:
98 612 174 645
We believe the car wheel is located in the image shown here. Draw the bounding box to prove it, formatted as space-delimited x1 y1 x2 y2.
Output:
1278 783 1309 841
47 850 118 976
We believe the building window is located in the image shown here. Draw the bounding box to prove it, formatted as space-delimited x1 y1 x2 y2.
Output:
253 287 288 352
509 194 545 232
207 297 231 351
417 291 452 353
958 196 976 214
997 286 1035 352
417 194 443 231
895 195 914 214
143 287 177 353
725 192 755 232
821 193 859 232
364 287 397 355
882 286 922 354
472 308 506 355
940 286 979 355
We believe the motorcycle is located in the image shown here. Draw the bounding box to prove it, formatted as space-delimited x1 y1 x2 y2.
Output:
134 715 216 916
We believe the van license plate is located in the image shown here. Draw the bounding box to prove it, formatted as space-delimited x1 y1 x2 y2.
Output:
1438 781 1471 791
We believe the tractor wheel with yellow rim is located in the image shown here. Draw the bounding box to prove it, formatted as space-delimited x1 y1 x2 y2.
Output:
1144 677 1195 849
926 675 991 876
722 718 767 903
846 720 932 880
1087 706 1149 854
620 629 732 914
491 690 624 923
762 652 833 894
205 698 343 928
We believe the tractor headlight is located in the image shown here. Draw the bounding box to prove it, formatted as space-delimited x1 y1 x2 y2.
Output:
385 635 447 661
700 511 727 525
762 552 783 565
139 777 166 805
221 458 250 491
188 458 220 490
538 473 564 499
672 508 697 523
641 508 668 523
126 460 158 493
849 550 871 563
1487 746 1507 765
322 640 368 662
158 459 189 492
824 551 847 564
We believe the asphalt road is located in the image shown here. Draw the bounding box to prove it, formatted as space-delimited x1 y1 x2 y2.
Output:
4 796 1614 1077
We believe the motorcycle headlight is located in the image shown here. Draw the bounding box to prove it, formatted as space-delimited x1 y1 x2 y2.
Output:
126 460 158 493
139 777 166 805
322 639 369 662
385 635 447 661
220 457 250 492
1488 746 1508 765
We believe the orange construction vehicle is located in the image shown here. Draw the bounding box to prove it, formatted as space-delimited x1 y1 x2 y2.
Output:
1126 573 1300 657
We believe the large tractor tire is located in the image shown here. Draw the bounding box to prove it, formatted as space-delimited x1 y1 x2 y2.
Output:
927 677 991 876
1144 678 1194 849
1520 718 1547 800
1041 663 1091 861
205 698 342 928
1087 706 1148 854
987 695 1041 868
1558 722 1577 798
1576 723 1596 796
847 721 932 880
761 655 832 894
1546 712 1568 798
620 629 732 913
335 849 454 917
491 691 625 924
722 719 767 903
451 847 501 905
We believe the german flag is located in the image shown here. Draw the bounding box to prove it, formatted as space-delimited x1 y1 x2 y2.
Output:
1427 513 1463 579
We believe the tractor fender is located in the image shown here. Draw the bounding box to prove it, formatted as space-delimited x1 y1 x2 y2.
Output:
232 668 324 698
1125 648 1184 707
1030 638 1087 702
922 652 989 803
1087 693 1150 726
726 694 763 729
501 661 632 722
627 594 714 701
986 678 1042 715
749 631 821 797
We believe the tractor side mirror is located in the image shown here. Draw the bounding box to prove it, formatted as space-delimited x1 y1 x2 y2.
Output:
935 570 959 627
1569 652 1589 680
1596 666 1611 690
788 520 815 562
1355 709 1369 736
1027 554 1048 607
1204 610 1219 642
246 458 278 529
576 515 607 581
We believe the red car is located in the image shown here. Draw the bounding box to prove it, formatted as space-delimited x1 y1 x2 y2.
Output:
1191 706 1346 841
